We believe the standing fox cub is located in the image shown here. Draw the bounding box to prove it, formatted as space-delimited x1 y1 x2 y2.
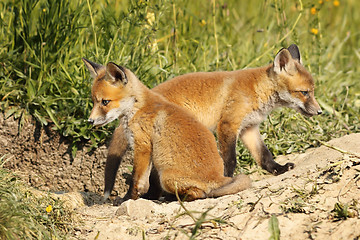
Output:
154 44 322 176
96 44 322 200
83 59 251 204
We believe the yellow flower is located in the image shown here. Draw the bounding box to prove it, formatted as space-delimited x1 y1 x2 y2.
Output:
42 8 46 12
311 28 319 35
146 11 155 27
46 205 52 213
200 19 206 27
333 0 340 6
319 0 323 4
310 7 317 15
147 41 158 53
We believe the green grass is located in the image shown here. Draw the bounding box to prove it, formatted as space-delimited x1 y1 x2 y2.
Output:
0 156 73 239
0 0 359 163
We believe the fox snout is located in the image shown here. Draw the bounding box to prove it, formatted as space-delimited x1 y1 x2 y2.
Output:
87 116 102 126
87 111 111 126
302 97 322 117
87 115 110 126
302 106 322 117
88 118 95 125
305 106 322 116
87 107 109 126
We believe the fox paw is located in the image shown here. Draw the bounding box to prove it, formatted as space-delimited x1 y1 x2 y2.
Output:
113 196 127 206
273 162 295 175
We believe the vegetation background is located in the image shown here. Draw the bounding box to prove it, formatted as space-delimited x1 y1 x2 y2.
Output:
0 0 359 238
1 0 359 162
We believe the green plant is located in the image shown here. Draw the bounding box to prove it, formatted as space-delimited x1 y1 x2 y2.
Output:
280 183 319 213
331 202 357 221
268 214 281 240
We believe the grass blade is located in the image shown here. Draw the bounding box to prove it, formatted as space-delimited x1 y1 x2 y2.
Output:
268 214 280 240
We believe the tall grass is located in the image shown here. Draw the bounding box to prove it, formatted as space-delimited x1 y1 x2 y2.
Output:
0 0 359 163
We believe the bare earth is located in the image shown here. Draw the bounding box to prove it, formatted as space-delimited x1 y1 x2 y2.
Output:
1 115 359 239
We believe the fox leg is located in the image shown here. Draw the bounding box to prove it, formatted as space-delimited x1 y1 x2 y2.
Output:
240 125 294 175
217 120 239 177
141 167 163 200
104 125 130 199
114 146 152 206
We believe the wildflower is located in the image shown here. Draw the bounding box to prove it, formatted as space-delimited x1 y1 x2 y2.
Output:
46 205 52 213
147 41 158 53
146 11 155 27
333 0 340 7
319 0 323 4
200 19 206 27
42 8 46 12
311 28 319 35
310 7 317 15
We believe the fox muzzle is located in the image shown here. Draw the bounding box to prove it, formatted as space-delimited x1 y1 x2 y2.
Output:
88 118 95 125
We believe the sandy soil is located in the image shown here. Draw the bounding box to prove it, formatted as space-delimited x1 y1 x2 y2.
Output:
1 114 359 239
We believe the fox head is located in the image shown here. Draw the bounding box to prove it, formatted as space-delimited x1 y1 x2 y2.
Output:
83 58 137 126
272 44 322 117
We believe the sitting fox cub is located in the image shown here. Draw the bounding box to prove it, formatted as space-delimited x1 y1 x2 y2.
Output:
98 44 322 200
83 60 251 204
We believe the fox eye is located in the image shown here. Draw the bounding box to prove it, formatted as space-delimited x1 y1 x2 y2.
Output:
102 100 110 106
300 91 309 97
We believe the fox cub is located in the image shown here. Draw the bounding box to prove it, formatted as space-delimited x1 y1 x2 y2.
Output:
100 44 322 199
83 59 251 204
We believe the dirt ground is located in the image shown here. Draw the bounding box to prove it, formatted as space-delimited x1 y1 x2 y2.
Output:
1 114 359 239
0 114 131 195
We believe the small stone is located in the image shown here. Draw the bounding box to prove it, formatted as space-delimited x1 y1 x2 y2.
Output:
115 198 155 219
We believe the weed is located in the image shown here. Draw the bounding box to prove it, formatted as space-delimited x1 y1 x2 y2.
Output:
331 201 357 221
332 202 350 220
280 184 319 213
281 198 307 214
231 199 244 210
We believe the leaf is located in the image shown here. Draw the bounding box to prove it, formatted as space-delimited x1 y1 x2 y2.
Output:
70 87 80 96
26 79 36 100
33 110 48 126
5 108 17 119
71 144 78 158
45 107 60 129
268 214 280 240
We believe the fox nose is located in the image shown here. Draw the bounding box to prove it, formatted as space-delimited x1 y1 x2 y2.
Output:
317 109 322 115
88 118 95 125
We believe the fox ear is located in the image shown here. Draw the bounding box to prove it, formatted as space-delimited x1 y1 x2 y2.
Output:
273 48 297 75
82 58 103 78
106 62 128 85
287 44 302 64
